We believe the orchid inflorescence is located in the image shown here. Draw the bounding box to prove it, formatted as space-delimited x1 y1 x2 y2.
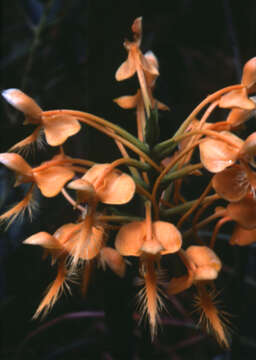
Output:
1 17 256 345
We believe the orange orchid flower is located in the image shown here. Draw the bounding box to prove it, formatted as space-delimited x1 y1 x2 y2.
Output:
0 153 74 197
23 219 105 317
199 131 243 173
200 132 256 201
24 218 127 317
0 153 74 224
114 51 169 141
115 17 159 116
167 247 228 347
209 196 256 249
168 246 222 295
219 57 256 127
115 201 182 338
68 162 136 206
224 99 256 129
2 88 81 149
114 50 168 111
219 57 256 109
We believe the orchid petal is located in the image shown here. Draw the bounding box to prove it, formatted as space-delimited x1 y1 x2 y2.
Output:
219 88 255 110
100 247 126 277
34 166 74 197
241 57 256 92
0 153 32 175
226 197 256 229
186 246 221 280
153 221 182 254
43 114 81 146
83 164 136 204
115 51 136 81
115 221 145 256
226 107 256 127
24 232 61 249
212 165 249 202
113 94 139 109
199 132 243 173
2 88 42 123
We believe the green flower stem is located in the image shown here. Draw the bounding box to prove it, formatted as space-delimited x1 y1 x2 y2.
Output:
161 163 203 185
152 137 175 158
98 215 143 223
160 194 218 218
119 158 150 171
132 173 150 190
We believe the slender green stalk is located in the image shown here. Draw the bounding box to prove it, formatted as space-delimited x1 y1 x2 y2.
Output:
98 215 143 223
118 158 150 171
160 194 219 218
161 163 203 185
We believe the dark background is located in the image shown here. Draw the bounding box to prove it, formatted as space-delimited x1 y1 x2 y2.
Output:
0 1 256 359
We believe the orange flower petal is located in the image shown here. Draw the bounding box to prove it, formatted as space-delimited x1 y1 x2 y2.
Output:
230 225 256 246
67 178 96 203
239 132 256 163
0 153 32 176
241 57 256 93
212 165 249 202
153 221 182 254
71 225 104 260
144 51 159 87
199 131 243 173
115 221 145 256
23 232 61 249
100 247 126 277
54 222 103 261
226 107 255 127
140 235 163 254
115 51 136 81
83 226 104 260
226 197 256 229
83 164 136 204
144 51 158 70
186 246 221 280
193 266 220 281
186 246 221 269
131 16 142 44
219 88 255 110
54 223 81 243
113 94 139 109
140 52 159 76
34 166 74 197
43 114 81 146
2 88 42 123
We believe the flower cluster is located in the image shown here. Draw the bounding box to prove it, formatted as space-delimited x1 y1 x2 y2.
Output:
1 17 256 345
